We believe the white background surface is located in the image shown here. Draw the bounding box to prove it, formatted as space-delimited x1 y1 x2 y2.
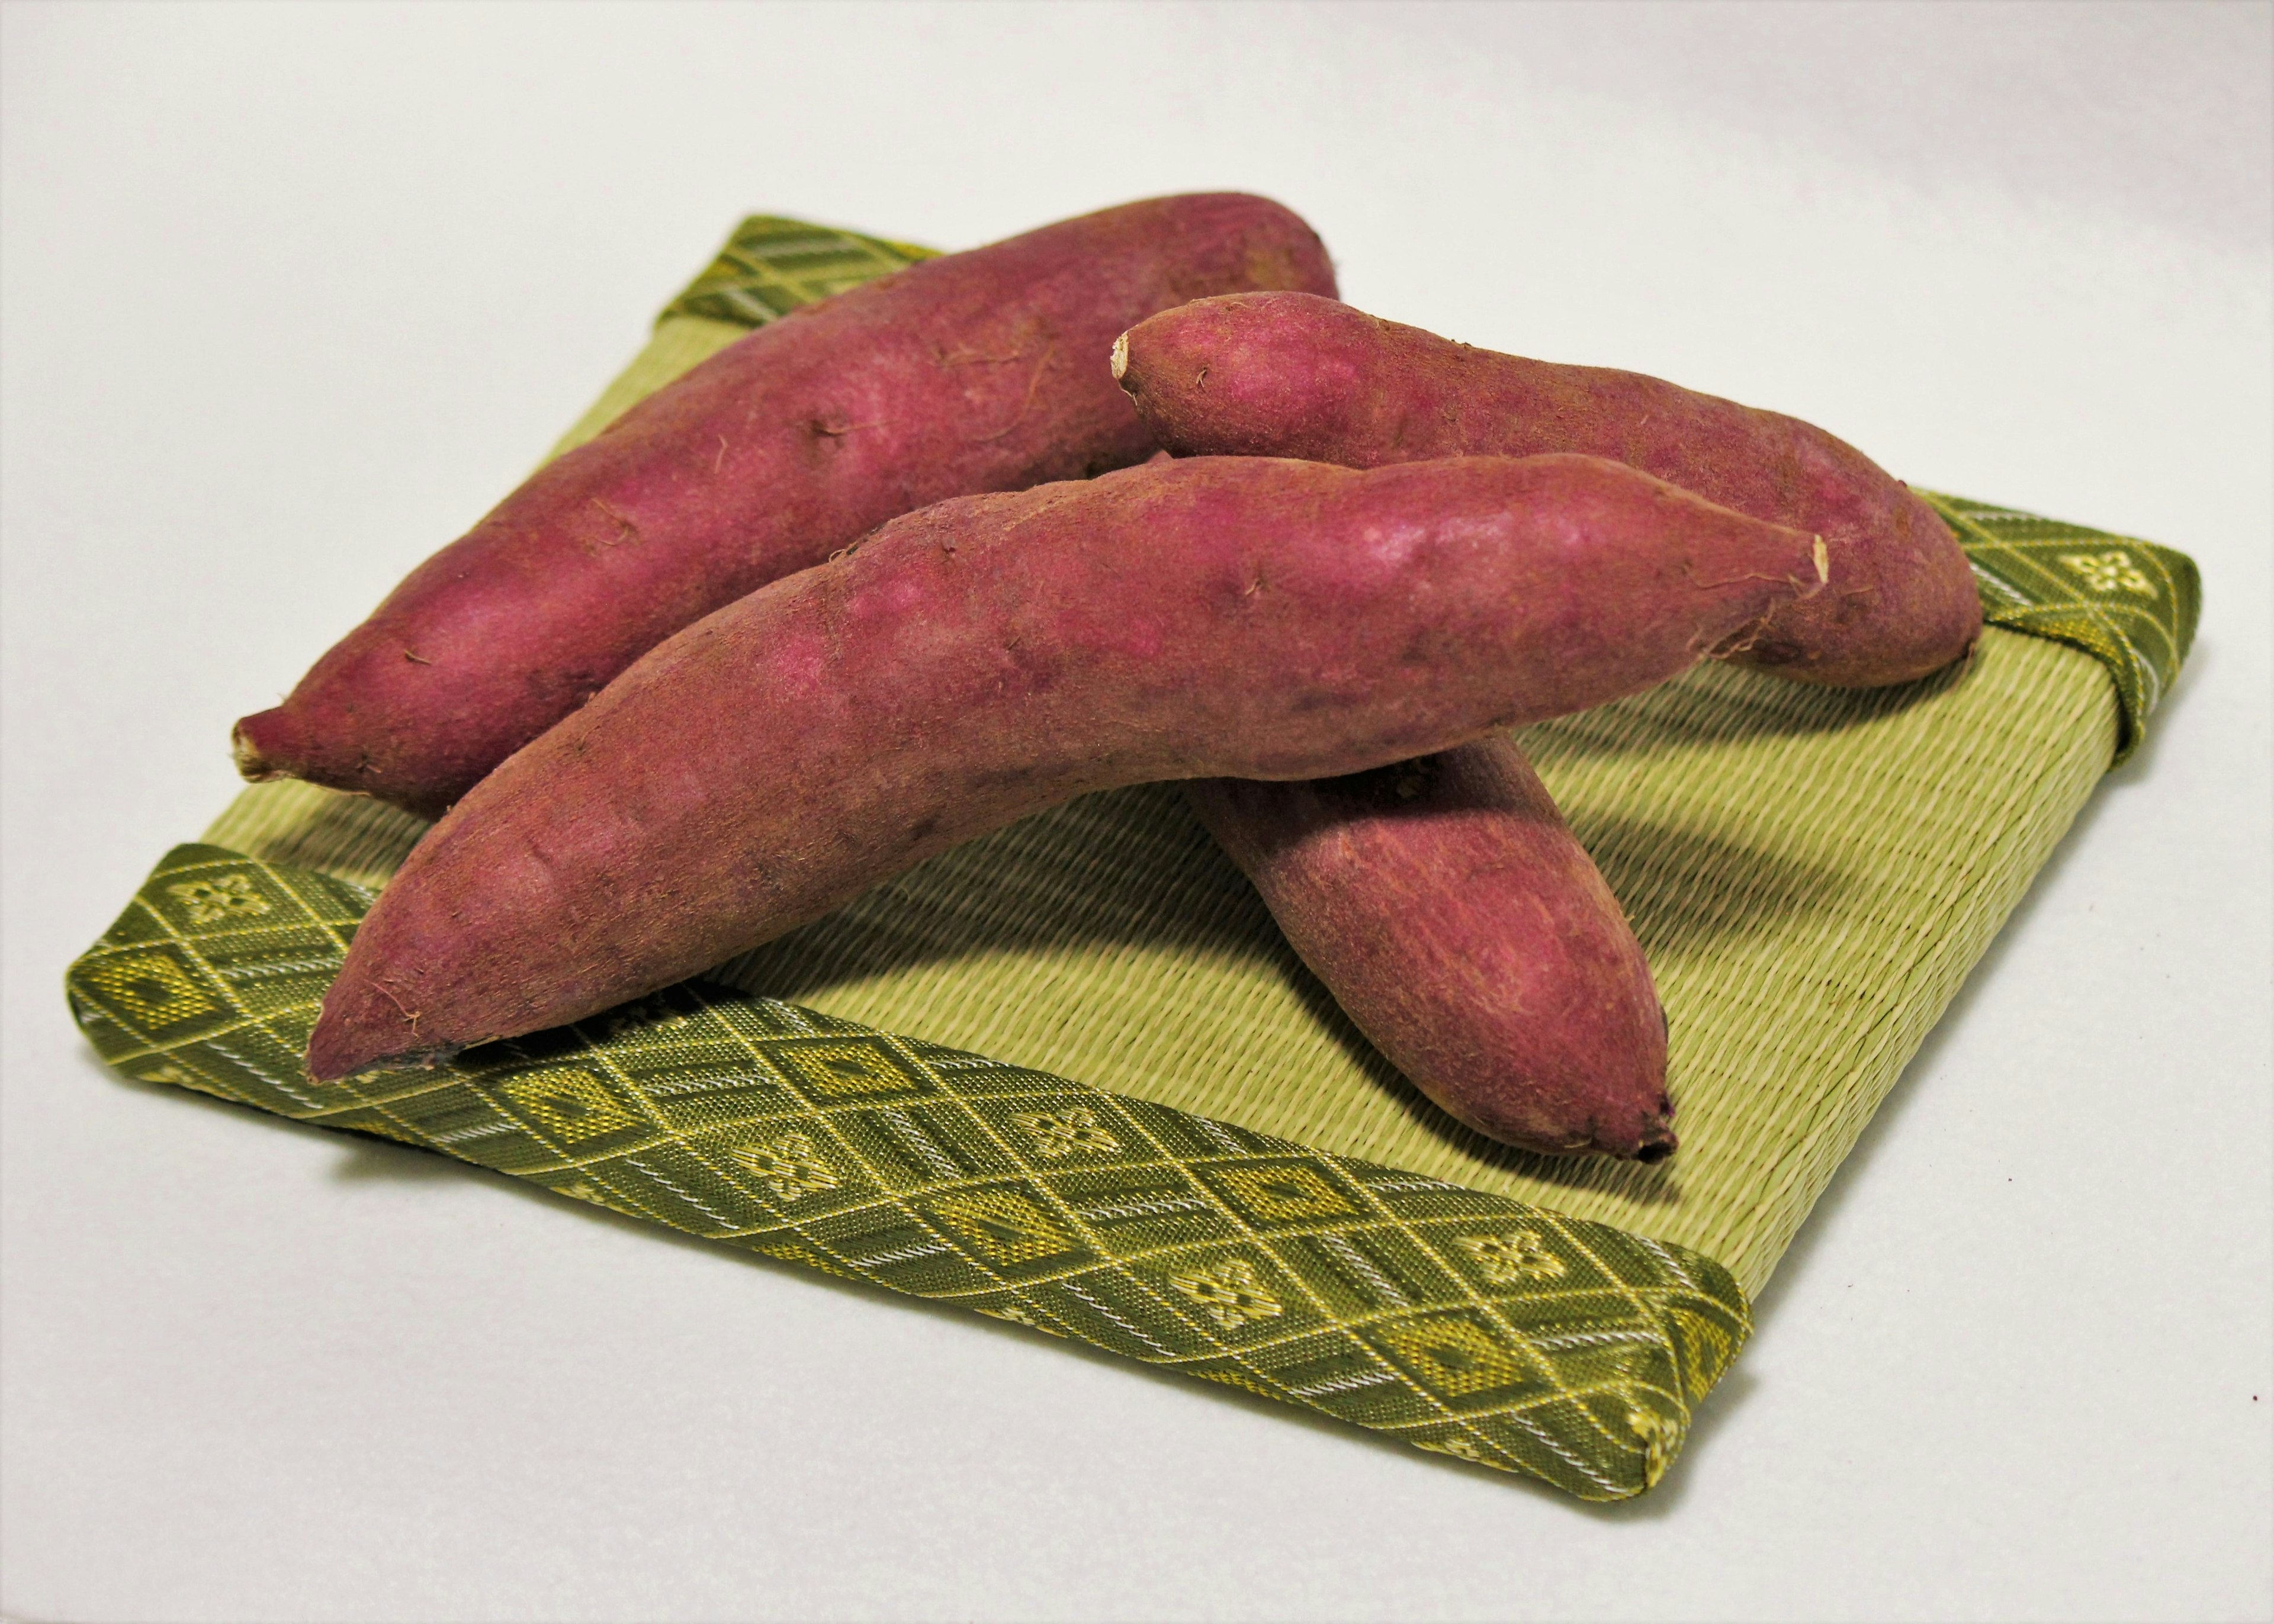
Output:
4 4 2270 1620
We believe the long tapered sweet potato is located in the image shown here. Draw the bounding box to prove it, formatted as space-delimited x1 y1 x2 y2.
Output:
1186 735 1671 1160
1113 291 1977 687
305 452 1825 1080
233 195 1337 819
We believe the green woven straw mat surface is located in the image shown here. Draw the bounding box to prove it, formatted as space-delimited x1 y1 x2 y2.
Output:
65 216 2199 1502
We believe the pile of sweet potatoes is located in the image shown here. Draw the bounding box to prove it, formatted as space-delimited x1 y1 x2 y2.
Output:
239 193 1979 1162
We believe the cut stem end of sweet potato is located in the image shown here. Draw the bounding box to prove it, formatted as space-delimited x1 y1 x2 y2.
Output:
231 713 289 783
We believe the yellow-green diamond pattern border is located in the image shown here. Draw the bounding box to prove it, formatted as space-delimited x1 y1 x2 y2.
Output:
1922 489 2199 763
66 843 1753 1502
765 1035 933 1102
1201 1158 1368 1226
1370 1310 1547 1404
78 947 224 1033
925 1184 1088 1269
499 1067 644 1146
657 214 937 327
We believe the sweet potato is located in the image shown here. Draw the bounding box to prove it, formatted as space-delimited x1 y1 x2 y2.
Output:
1186 736 1671 1160
1113 291 1978 687
306 452 1825 1080
233 194 1338 819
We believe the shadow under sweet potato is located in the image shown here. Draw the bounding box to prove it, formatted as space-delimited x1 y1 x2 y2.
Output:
725 786 1846 1001
719 782 1276 996
1520 654 1966 762
705 778 1849 1192
1570 813 1852 962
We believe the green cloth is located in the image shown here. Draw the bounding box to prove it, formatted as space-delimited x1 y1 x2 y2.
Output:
64 214 2200 1500
1923 491 2198 762
657 214 938 325
69 845 1746 1503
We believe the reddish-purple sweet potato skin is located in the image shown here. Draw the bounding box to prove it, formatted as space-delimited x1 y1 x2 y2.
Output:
1114 290 1979 687
306 453 1825 1080
233 195 1338 819
1186 736 1671 1160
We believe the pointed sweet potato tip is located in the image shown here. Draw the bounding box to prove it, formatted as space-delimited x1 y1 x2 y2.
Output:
303 975 460 1082
231 710 294 782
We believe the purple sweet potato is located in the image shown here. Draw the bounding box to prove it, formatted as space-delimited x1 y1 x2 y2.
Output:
1113 290 1978 687
305 452 1824 1080
1186 735 1671 1160
233 194 1338 819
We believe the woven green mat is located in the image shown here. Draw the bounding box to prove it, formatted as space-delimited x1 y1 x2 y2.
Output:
65 217 2199 1501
